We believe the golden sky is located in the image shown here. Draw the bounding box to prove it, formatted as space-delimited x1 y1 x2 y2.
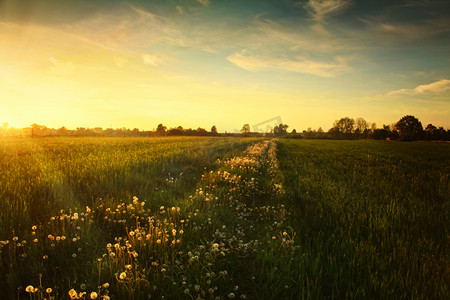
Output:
1 0 449 131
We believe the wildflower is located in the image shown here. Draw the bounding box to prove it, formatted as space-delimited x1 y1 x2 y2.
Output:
80 284 86 290
46 288 52 293
119 272 127 280
33 239 38 243
68 289 77 299
228 293 235 299
90 291 98 299
72 253 77 258
32 225 37 231
103 296 110 300
43 255 48 260
102 283 109 289
25 285 34 293
12 236 18 242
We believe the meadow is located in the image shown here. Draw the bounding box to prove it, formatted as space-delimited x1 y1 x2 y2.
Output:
0 137 448 299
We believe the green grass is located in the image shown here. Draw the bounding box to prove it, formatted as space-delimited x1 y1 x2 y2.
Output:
0 137 255 236
0 137 448 299
277 139 449 298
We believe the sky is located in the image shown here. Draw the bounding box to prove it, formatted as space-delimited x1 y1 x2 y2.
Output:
0 0 449 132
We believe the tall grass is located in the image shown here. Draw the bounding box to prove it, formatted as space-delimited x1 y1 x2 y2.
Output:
0 137 255 237
277 139 449 298
1 137 448 299
1 137 296 299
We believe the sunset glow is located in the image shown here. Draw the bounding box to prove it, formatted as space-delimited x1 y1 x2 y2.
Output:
1 0 449 131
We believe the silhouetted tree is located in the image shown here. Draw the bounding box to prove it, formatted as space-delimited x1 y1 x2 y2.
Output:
196 128 208 136
395 115 423 141
241 124 250 134
156 124 167 136
355 117 368 138
211 125 218 135
330 117 355 138
273 124 289 136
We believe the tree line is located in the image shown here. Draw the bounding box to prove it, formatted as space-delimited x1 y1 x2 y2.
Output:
1 115 448 141
0 123 220 137
279 115 449 141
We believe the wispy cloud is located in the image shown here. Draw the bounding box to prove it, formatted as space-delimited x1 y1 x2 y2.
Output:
387 79 450 96
141 53 169 67
197 0 210 6
227 50 351 77
304 0 352 22
361 17 450 42
48 57 77 75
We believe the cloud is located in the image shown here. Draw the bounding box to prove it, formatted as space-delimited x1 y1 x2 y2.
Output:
387 79 450 96
227 50 351 77
197 0 210 6
361 17 450 42
141 53 168 67
304 0 351 21
48 57 77 75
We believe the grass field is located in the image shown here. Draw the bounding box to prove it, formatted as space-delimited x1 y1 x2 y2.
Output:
277 139 449 298
0 137 448 299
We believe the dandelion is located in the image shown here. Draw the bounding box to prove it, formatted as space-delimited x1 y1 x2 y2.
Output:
68 289 77 299
228 293 235 299
32 225 37 231
119 272 127 280
12 236 18 242
72 253 77 258
102 283 109 289
46 288 52 293
25 285 34 293
90 291 98 299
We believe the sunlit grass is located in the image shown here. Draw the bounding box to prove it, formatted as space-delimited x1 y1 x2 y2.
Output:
0 137 448 298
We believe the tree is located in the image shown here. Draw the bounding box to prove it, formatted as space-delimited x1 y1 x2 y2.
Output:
211 125 218 135
331 117 355 138
273 124 288 136
355 117 368 138
240 124 250 134
31 123 48 137
394 115 423 141
196 127 208 136
156 124 167 136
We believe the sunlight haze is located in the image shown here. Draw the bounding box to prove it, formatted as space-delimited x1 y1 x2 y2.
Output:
1 0 449 131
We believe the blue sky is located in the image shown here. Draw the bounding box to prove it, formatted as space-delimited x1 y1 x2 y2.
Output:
1 0 449 131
